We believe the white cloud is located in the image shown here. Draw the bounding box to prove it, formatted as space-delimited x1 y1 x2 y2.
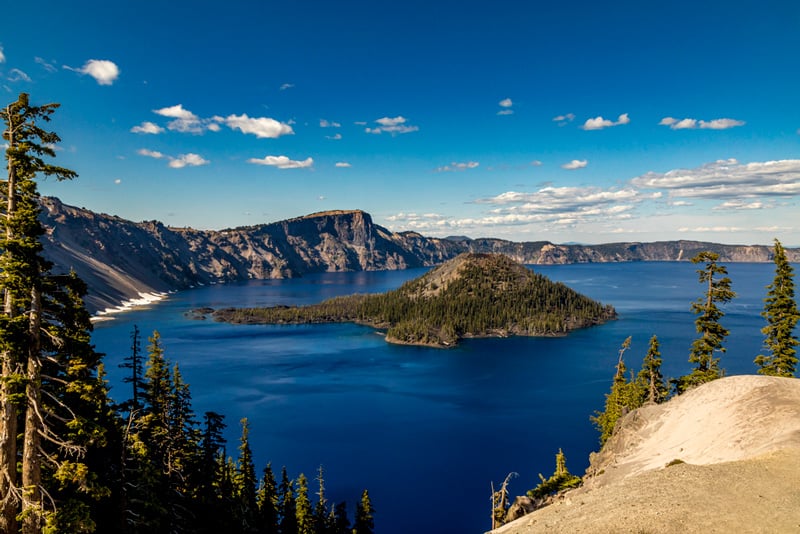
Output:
152 104 209 133
154 104 197 120
114 179 122 185
34 57 57 73
713 200 767 210
7 69 31 83
69 59 120 85
247 155 314 169
530 160 543 167
138 148 208 168
130 121 165 134
659 116 745 130
582 113 630 130
553 113 575 126
222 113 294 138
365 116 419 135
630 158 800 199
137 148 166 159
326 133 342 140
561 159 588 170
335 162 351 168
0 46 4 63
678 226 743 233
436 161 479 172
497 98 514 115
320 119 341 128
280 83 294 91
169 153 209 168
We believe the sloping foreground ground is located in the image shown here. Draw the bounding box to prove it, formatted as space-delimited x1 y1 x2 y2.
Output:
493 375 800 533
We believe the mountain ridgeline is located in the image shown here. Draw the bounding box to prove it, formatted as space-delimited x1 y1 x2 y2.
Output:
212 253 616 347
38 197 800 313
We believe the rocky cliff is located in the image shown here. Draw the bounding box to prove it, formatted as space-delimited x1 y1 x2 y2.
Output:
37 197 799 314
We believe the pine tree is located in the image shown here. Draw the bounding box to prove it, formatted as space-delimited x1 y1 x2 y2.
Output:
678 252 736 392
329 502 350 534
591 337 642 445
120 324 145 412
236 418 258 531
295 473 314 534
637 335 668 404
312 466 330 533
755 239 799 377
278 467 298 534
352 489 375 534
1 92 85 532
256 463 280 534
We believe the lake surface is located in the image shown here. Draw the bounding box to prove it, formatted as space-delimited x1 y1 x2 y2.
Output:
92 262 783 533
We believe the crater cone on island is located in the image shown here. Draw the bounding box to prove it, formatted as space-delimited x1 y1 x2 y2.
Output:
211 253 617 347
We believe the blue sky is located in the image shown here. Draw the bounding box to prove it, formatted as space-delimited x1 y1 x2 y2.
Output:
2 0 799 244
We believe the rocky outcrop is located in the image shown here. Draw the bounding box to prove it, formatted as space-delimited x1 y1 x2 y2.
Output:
37 197 799 314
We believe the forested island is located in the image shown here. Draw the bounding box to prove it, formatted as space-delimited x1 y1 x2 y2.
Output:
211 253 616 347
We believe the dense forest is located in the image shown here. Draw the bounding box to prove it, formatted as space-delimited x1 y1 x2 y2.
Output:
213 253 616 347
0 93 373 533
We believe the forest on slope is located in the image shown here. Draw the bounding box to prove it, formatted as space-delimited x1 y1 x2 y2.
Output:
212 253 616 347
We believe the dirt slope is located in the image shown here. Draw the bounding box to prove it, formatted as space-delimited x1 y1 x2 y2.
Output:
493 375 800 533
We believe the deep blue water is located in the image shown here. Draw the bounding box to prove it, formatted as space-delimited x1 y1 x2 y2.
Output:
91 262 784 533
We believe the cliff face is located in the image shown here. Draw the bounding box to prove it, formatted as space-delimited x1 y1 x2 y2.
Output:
37 197 798 313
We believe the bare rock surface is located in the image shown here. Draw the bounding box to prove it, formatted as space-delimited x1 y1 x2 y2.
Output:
493 375 800 533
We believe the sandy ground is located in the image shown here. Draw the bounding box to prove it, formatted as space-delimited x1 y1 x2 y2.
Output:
492 375 800 534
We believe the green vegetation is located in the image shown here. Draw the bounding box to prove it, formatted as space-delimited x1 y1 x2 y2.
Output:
0 93 372 533
214 253 616 347
676 251 736 393
755 239 799 377
527 449 582 500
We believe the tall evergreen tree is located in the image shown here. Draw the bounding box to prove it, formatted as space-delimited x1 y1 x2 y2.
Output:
278 467 298 534
295 473 313 534
591 337 642 445
678 251 736 392
256 463 280 534
755 239 799 377
312 466 330 533
119 324 145 412
0 92 86 532
236 418 258 531
352 490 375 534
637 335 668 404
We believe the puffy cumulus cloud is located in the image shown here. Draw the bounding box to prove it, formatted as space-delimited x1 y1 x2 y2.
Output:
365 116 419 135
68 59 120 85
152 104 209 134
659 117 745 130
247 155 314 169
319 119 341 128
168 153 209 168
581 113 630 130
137 148 208 168
436 161 479 172
130 121 165 134
630 158 800 199
137 148 166 159
497 98 514 115
335 162 351 168
221 114 294 138
561 159 587 170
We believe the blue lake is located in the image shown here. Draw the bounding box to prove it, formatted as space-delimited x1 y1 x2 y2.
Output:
91 262 783 533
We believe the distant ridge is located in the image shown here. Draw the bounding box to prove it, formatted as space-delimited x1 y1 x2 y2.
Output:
37 197 799 314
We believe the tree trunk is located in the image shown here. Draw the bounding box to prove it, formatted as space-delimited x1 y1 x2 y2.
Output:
0 102 19 533
21 286 43 534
